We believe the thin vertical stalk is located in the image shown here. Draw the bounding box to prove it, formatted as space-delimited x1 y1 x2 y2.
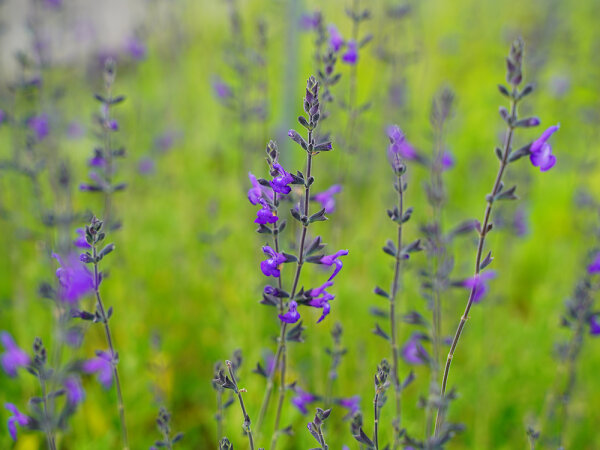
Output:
373 392 380 450
216 388 223 439
38 374 57 450
389 173 404 448
434 97 517 436
92 244 129 450
228 361 255 450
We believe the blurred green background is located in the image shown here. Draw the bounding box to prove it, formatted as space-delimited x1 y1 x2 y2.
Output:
1 0 600 448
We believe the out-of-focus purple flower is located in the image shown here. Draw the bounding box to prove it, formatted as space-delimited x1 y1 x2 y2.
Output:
67 121 85 139
441 151 454 170
513 208 528 237
529 125 559 172
125 36 147 60
401 334 429 365
299 11 321 30
342 40 358 64
248 173 263 205
138 157 155 175
291 387 317 414
278 300 300 324
319 250 348 281
107 120 119 131
260 246 286 277
589 315 600 336
154 131 178 152
73 228 91 249
387 125 418 169
212 76 232 100
1 333 30 377
328 25 344 52
312 184 342 213
27 114 49 140
83 351 113 388
587 252 600 274
64 377 85 405
336 395 360 417
0 109 6 124
255 199 278 224
308 281 335 323
462 271 497 303
270 163 294 195
5 403 29 441
52 253 95 303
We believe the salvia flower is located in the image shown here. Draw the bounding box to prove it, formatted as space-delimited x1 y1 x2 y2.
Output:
387 124 417 170
212 76 232 100
125 36 147 61
73 228 91 249
312 184 342 213
0 332 30 377
587 252 600 274
270 163 294 195
336 395 361 418
529 125 559 172
462 271 497 303
589 315 600 336
299 11 321 30
64 377 85 406
278 300 300 324
319 250 349 281
328 25 344 52
255 199 278 225
260 245 286 277
441 151 454 170
291 387 318 414
52 253 95 303
5 403 29 441
401 334 429 365
82 351 113 388
27 114 50 140
342 40 358 64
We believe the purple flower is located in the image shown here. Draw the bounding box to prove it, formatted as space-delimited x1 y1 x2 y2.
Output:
291 387 317 414
138 157 156 175
312 184 342 213
1 333 30 377
270 163 294 195
27 114 50 140
462 271 497 303
529 125 559 172
73 228 91 249
154 131 178 152
125 36 147 60
299 11 321 30
319 250 348 281
588 252 600 274
278 300 300 324
401 334 429 365
328 25 344 52
64 377 85 405
83 351 113 388
52 253 95 303
513 208 528 237
336 395 360 417
260 246 286 277
342 40 358 64
589 315 600 336
308 281 335 323
248 173 263 205
441 151 454 170
0 109 6 124
5 403 29 441
387 125 418 169
212 76 232 100
255 200 278 224
108 120 119 131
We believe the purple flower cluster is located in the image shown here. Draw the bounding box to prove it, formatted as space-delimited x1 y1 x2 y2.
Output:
0 332 30 377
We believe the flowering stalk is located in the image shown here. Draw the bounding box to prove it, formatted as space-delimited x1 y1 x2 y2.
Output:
434 38 559 435
82 216 129 449
324 322 345 407
33 338 57 450
151 407 183 449
307 407 331 449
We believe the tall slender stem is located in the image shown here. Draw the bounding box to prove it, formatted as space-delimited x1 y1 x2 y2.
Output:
39 374 57 450
227 361 255 450
434 97 517 436
92 244 129 450
216 388 223 439
373 392 380 450
389 173 404 447
269 147 314 450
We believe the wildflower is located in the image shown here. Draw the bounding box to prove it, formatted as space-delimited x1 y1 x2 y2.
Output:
64 377 85 406
387 125 418 169
52 253 95 303
312 184 342 213
342 40 358 64
278 300 300 324
462 271 497 303
590 315 600 336
336 395 360 418
319 250 348 281
27 114 50 140
138 157 155 175
328 25 344 52
291 387 317 414
82 351 113 388
401 334 429 365
0 332 30 377
299 11 321 30
441 151 454 170
308 281 335 323
125 36 147 60
270 163 294 195
73 228 91 249
247 173 264 205
5 403 29 441
588 252 600 274
255 200 278 224
260 246 286 277
529 125 559 172
88 149 105 167
212 76 232 100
